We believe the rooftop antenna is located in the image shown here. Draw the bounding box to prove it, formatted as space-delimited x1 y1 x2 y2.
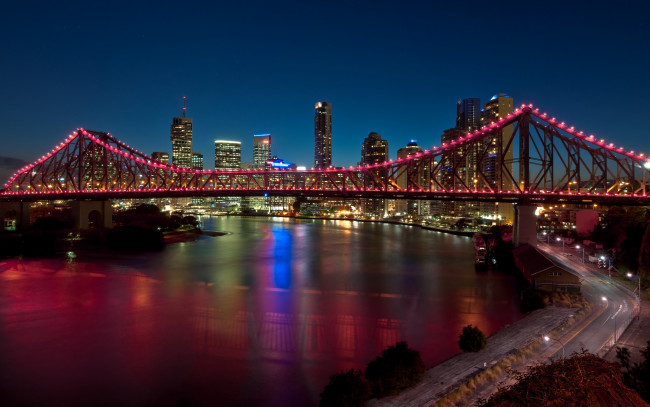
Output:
182 96 187 118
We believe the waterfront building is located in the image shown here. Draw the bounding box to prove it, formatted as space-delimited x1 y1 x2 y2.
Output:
253 134 271 169
480 93 514 223
314 101 332 169
214 140 242 211
439 127 476 218
170 100 193 168
456 98 482 131
151 152 169 165
214 140 241 170
396 140 424 216
361 132 388 217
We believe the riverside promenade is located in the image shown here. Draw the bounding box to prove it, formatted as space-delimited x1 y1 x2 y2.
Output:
368 306 577 407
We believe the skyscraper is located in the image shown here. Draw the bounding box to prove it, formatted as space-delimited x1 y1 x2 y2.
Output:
314 102 332 169
361 132 388 165
170 98 193 168
456 98 482 131
481 93 514 223
253 134 271 169
214 140 242 170
396 140 424 216
361 132 388 217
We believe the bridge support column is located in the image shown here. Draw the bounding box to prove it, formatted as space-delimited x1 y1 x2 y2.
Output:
0 201 31 231
513 204 538 247
71 200 113 229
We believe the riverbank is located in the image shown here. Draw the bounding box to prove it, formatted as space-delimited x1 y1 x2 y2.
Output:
228 213 478 237
368 306 580 407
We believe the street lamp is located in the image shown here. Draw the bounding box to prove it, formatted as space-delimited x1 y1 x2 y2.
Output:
627 272 642 298
544 335 565 358
575 244 585 263
556 237 565 252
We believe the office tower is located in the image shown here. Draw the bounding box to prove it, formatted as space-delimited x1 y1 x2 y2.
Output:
170 97 193 168
361 132 388 165
192 152 203 170
314 102 332 169
440 127 472 217
151 152 169 164
481 93 514 223
214 140 242 170
361 132 388 217
396 140 424 216
253 134 271 169
456 98 482 131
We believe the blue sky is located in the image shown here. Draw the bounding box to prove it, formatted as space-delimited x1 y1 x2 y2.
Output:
1 0 649 177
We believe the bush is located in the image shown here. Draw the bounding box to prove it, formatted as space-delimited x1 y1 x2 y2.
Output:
458 325 487 352
320 369 370 407
520 289 547 313
364 341 426 398
108 225 164 251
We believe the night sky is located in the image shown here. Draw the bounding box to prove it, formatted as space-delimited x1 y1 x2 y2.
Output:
2 0 649 179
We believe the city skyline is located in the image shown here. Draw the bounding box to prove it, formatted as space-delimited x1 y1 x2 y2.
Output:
1 1 649 178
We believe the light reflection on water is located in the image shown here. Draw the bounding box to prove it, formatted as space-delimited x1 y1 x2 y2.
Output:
0 216 522 407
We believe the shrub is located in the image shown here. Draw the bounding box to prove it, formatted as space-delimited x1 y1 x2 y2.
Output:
458 325 487 352
364 341 426 398
108 225 164 251
320 369 370 407
520 289 547 313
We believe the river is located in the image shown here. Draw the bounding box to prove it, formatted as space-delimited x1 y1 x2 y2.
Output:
0 216 523 406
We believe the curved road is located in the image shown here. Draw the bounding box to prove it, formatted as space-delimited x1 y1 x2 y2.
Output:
537 243 639 359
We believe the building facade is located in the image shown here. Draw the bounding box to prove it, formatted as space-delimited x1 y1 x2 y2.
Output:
170 117 193 168
396 140 424 216
480 93 514 223
192 152 203 170
361 132 388 217
214 140 242 170
314 101 332 169
253 134 271 169
456 98 482 131
151 152 169 165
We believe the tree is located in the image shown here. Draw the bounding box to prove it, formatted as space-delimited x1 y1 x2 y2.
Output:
458 325 487 352
364 341 426 398
320 369 370 407
617 341 650 402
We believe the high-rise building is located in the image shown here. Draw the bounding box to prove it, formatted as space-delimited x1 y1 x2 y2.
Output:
192 152 203 170
456 98 482 132
314 102 332 169
361 132 388 217
170 98 193 168
440 127 474 217
253 134 271 169
214 140 241 170
396 140 424 216
480 93 514 223
151 152 169 165
361 132 388 165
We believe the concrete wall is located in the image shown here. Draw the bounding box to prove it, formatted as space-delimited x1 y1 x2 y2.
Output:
0 201 31 230
71 200 113 229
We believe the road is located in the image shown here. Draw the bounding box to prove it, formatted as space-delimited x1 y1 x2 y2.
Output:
537 243 640 359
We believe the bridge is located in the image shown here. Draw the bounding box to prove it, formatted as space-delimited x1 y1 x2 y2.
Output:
2 104 650 244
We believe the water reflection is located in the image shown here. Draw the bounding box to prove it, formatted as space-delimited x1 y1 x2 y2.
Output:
0 217 522 407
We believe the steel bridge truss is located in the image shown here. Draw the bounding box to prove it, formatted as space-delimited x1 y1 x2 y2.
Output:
2 106 650 205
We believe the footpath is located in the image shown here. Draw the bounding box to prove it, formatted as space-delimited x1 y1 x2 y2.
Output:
604 298 650 365
368 306 577 407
